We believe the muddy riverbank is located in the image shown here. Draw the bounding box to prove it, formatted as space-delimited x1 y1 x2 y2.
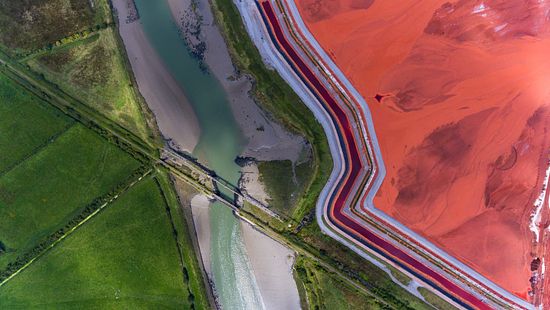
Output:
167 0 306 163
112 0 200 153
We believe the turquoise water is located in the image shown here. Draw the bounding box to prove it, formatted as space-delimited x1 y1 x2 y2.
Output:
133 0 264 308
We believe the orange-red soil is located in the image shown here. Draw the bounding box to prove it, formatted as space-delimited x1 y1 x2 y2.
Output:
296 0 550 298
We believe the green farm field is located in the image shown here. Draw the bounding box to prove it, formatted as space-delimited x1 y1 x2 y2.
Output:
0 177 193 309
0 124 141 270
0 73 74 173
0 0 111 54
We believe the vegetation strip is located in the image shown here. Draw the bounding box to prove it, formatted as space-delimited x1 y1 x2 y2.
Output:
18 23 113 62
0 167 151 286
294 255 390 310
154 174 206 308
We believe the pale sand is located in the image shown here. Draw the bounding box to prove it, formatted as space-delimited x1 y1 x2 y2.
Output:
167 0 306 163
240 221 301 310
112 0 200 153
239 162 271 206
190 194 213 276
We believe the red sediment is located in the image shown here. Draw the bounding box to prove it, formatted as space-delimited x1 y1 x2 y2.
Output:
295 0 550 302
259 2 493 308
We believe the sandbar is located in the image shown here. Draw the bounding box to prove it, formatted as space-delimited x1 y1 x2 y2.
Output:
296 0 550 300
112 0 200 153
168 0 306 163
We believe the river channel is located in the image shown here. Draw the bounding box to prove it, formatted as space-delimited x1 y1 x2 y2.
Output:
133 0 265 308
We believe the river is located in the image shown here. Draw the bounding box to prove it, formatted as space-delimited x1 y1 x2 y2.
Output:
133 0 265 308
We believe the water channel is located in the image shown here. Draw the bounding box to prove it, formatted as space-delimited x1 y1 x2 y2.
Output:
133 0 264 308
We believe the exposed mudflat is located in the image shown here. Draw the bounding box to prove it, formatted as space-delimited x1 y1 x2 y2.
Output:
297 0 550 300
112 0 200 153
190 194 213 276
239 161 271 206
168 0 306 163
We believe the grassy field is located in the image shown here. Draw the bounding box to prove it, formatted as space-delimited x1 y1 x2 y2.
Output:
0 124 141 270
0 177 196 309
294 256 388 310
27 27 152 142
0 0 111 55
0 73 74 173
0 1 209 308
258 160 311 216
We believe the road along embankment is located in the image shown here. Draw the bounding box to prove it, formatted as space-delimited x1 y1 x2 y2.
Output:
235 0 535 309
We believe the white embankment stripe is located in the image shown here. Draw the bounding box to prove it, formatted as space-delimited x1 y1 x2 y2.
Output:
280 1 536 309
236 0 535 309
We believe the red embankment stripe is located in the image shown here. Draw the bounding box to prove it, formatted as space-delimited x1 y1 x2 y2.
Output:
260 2 492 309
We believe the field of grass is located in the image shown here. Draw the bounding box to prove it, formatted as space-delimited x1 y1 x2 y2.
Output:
258 160 311 216
294 256 387 310
27 27 152 142
0 73 74 173
0 177 195 309
0 124 141 270
0 0 111 55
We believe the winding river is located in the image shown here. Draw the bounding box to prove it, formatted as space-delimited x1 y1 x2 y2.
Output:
133 0 264 308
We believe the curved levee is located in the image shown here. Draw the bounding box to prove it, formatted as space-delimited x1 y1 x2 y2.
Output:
236 0 535 309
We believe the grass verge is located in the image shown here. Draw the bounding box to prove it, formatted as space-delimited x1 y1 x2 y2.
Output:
27 27 152 142
294 220 432 309
418 287 458 310
294 255 388 310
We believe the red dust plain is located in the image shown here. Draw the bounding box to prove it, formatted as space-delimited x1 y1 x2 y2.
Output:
296 0 550 301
